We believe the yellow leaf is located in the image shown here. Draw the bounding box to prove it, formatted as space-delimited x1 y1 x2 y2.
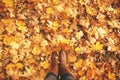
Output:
2 19 14 24
108 71 115 80
41 61 50 69
4 36 12 45
92 41 103 51
15 62 24 70
2 0 13 7
6 63 15 70
62 19 69 27
75 47 81 53
32 45 40 55
62 28 69 33
5 26 15 33
61 39 69 44
79 0 84 5
46 7 53 14
90 62 96 69
28 59 35 63
52 21 59 30
16 20 26 31
86 5 94 15
12 36 20 42
75 31 84 40
53 0 59 4
78 69 84 76
69 55 77 62
74 59 83 70
4 35 20 45
10 41 20 49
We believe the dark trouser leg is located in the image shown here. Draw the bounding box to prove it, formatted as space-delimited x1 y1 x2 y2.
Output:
60 73 74 80
45 72 58 80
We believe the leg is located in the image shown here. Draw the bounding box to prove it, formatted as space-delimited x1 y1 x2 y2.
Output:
59 50 75 80
45 72 58 80
45 52 59 80
60 73 74 80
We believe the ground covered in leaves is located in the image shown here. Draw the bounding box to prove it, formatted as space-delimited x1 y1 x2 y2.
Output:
0 0 120 80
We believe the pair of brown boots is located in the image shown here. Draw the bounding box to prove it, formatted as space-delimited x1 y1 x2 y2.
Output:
50 50 70 77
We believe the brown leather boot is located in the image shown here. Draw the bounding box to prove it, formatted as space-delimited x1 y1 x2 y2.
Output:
59 50 69 76
50 51 59 76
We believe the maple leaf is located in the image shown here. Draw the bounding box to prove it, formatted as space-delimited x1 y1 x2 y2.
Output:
52 21 59 30
60 39 70 44
56 4 64 12
6 63 15 70
53 0 59 4
32 45 40 55
41 61 50 69
4 35 12 45
92 41 103 51
86 5 94 15
10 41 20 49
69 55 77 63
15 62 24 70
75 47 81 53
5 26 15 33
2 0 13 7
4 35 20 45
62 19 69 27
108 71 115 80
46 7 53 14
79 0 85 5
73 59 83 70
16 20 26 31
78 69 84 76
62 28 69 33
75 31 84 40
2 18 14 24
